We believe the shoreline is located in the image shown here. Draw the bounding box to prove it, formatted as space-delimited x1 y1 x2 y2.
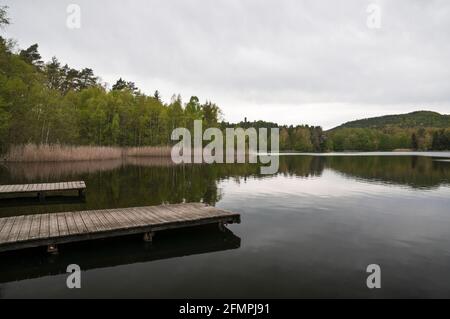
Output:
2 146 450 163
2 144 172 162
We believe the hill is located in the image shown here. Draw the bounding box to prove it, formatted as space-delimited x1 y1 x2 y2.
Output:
330 111 450 131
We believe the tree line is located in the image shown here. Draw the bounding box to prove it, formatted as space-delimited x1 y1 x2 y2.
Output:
0 6 449 154
0 7 222 153
224 120 450 152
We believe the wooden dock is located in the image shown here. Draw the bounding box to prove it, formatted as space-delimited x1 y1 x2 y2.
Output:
0 181 86 200
0 203 240 253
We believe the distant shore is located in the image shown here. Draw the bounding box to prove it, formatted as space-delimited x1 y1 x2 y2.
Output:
2 144 450 163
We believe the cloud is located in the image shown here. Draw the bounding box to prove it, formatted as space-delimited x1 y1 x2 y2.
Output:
4 0 450 128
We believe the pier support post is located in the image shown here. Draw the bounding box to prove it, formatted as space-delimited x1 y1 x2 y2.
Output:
218 222 227 232
38 192 45 201
78 189 85 198
47 244 58 254
143 232 154 242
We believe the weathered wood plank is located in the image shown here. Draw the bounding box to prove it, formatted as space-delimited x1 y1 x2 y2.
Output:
166 204 207 220
0 216 9 234
125 208 149 226
29 214 42 239
100 210 120 230
57 213 69 236
65 212 79 235
131 207 158 223
39 213 50 239
132 207 160 224
146 206 181 222
7 215 25 242
49 213 59 238
113 210 141 228
79 211 96 233
94 211 113 230
72 211 88 234
156 205 193 221
86 211 104 232
16 215 31 242
0 217 16 242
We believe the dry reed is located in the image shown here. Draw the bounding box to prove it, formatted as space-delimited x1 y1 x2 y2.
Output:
124 146 172 157
3 144 173 162
4 144 122 162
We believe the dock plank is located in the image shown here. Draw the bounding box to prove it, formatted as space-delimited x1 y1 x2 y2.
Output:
16 215 32 242
72 212 88 234
79 211 97 233
49 213 59 238
29 214 42 239
147 206 182 222
132 207 161 224
0 217 16 242
0 217 9 234
7 215 25 242
94 211 113 231
166 204 208 220
87 211 105 232
57 213 69 236
65 213 79 235
39 214 50 239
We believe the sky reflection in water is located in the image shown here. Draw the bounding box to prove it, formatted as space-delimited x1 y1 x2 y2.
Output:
0 154 449 298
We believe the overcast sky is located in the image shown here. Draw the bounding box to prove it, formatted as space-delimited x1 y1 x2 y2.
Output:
3 0 450 128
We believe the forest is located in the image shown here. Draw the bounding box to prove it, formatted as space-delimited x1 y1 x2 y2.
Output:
0 6 449 157
226 118 450 152
0 14 220 154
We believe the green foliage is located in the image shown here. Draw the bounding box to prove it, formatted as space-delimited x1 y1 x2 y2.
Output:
328 124 449 151
0 34 222 151
112 78 138 93
333 111 450 130
0 6 9 28
431 129 450 150
19 44 42 67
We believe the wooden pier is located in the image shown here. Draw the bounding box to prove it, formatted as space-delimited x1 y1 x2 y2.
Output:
0 181 86 200
0 203 240 253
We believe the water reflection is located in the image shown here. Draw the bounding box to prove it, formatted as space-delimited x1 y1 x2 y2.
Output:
0 155 448 219
0 225 240 284
0 155 449 218
2 155 449 187
1 154 450 298
0 196 85 208
0 157 179 182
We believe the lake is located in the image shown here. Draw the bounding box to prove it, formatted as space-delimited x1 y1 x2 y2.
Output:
0 153 450 298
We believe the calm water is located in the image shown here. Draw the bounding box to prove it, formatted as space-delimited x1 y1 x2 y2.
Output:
0 154 450 298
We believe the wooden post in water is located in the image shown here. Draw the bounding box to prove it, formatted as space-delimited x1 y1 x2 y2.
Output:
143 232 154 242
47 244 58 254
38 192 45 201
218 222 227 232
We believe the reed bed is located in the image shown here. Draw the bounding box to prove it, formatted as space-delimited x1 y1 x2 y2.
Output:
2 144 174 162
125 146 172 157
4 144 123 162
